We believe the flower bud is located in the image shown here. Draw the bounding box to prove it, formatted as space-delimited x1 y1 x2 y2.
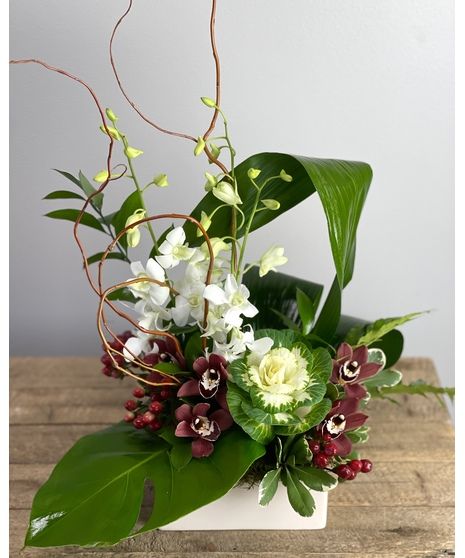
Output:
261 199 280 210
196 211 212 237
125 209 146 248
194 136 206 157
125 146 144 159
209 142 220 160
105 108 118 123
201 96 216 108
204 172 218 191
212 182 242 206
99 125 121 141
93 170 117 183
247 168 261 180
153 174 169 187
259 246 288 277
280 169 293 182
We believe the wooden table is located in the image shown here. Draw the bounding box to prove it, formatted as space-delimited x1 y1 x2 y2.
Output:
10 357 454 557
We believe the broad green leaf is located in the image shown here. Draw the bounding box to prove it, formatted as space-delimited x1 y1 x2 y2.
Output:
286 436 312 465
243 268 323 331
367 348 386 370
363 368 402 389
350 313 423 347
107 287 138 304
111 191 144 249
43 190 85 201
271 309 300 331
345 426 370 444
25 423 264 547
275 398 332 436
285 468 316 517
296 288 316 335
79 170 103 210
254 328 297 349
169 441 193 471
185 153 372 289
86 252 127 266
45 209 105 232
293 466 338 492
310 347 333 384
312 276 341 342
258 468 281 506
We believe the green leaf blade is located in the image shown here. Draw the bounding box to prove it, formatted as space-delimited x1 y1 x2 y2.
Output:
258 468 281 506
45 209 105 232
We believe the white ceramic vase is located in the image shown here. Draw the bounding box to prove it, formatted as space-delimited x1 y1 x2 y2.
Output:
161 484 328 530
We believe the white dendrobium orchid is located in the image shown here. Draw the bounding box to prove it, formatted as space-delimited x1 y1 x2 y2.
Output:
186 238 230 283
129 259 170 306
213 326 273 362
203 274 258 327
136 300 172 332
156 227 196 269
123 333 152 361
259 245 288 277
171 279 206 327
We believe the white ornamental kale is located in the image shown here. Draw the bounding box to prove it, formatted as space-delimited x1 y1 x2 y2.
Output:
226 331 333 444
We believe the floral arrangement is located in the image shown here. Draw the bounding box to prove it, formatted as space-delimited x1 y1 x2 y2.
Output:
12 1 454 548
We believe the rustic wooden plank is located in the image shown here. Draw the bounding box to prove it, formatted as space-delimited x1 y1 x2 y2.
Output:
9 461 454 511
10 507 454 556
11 553 457 558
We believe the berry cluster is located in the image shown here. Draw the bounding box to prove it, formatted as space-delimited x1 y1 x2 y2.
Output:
307 436 373 481
124 385 171 432
100 330 133 378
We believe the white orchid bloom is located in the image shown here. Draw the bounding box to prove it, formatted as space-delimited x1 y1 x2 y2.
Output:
123 333 151 361
203 274 258 327
186 240 229 284
171 279 206 327
259 245 288 277
138 304 172 332
129 259 170 306
156 227 196 269
213 327 273 362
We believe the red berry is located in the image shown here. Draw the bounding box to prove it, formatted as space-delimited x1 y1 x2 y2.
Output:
160 389 172 400
133 387 145 399
100 354 112 366
133 416 146 429
313 453 330 468
307 439 320 454
361 459 373 473
143 353 159 366
323 442 338 457
149 401 164 414
124 399 138 411
322 432 332 442
114 354 125 366
349 459 363 473
148 419 162 431
124 411 135 422
346 468 357 480
151 392 162 402
143 411 155 424
334 464 353 480
102 366 113 377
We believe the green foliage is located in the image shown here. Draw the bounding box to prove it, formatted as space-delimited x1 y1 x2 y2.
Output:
362 368 402 389
86 252 127 266
45 209 105 232
25 423 264 547
346 426 370 444
258 468 281 506
368 380 455 402
346 313 423 347
243 268 323 331
43 190 85 201
106 287 138 303
296 288 318 335
111 191 144 249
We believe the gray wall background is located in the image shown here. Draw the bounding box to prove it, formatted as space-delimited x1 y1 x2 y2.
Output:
10 0 454 389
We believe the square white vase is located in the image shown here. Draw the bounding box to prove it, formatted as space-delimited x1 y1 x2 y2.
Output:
161 484 328 530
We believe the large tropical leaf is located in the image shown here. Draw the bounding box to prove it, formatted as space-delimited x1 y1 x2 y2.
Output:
243 268 323 330
25 423 264 547
184 152 372 289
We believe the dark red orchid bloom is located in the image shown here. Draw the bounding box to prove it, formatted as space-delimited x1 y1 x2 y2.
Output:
177 353 229 408
175 402 233 458
318 398 368 457
331 342 382 399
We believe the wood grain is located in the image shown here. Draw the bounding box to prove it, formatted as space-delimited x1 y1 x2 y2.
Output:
9 357 454 558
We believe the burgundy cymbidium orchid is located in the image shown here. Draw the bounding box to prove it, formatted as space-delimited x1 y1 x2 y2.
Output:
175 402 233 458
318 397 368 456
331 342 382 399
177 353 229 408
